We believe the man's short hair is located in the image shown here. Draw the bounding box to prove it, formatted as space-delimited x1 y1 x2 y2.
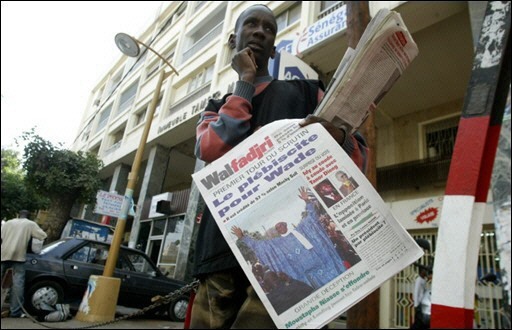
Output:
18 210 30 218
234 4 276 32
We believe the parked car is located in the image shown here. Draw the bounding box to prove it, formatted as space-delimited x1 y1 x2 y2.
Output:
24 238 190 321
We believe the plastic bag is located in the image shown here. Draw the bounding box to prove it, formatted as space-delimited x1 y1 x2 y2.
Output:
27 238 44 254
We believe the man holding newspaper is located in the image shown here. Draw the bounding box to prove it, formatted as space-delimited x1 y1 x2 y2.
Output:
188 4 369 329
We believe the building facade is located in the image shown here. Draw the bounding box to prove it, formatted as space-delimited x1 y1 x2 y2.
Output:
72 1 505 327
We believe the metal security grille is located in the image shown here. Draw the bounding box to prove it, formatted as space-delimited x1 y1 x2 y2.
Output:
392 229 501 328
424 116 459 159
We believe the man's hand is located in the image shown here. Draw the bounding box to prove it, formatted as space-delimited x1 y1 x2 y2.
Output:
231 226 244 239
299 115 346 145
231 47 258 83
298 186 309 201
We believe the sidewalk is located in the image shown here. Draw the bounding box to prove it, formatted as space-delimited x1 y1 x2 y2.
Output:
0 316 184 329
1 304 184 329
1 317 346 329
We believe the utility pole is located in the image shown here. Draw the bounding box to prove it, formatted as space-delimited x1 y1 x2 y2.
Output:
431 1 510 328
345 2 380 329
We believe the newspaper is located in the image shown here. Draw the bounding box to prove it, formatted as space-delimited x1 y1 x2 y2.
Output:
314 8 419 134
192 119 423 329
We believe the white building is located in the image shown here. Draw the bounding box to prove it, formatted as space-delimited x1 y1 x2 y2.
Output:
72 2 505 327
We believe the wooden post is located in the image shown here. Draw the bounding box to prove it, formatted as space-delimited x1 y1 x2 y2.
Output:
345 2 380 329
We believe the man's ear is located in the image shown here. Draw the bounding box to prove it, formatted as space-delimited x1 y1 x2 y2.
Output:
228 34 236 49
270 46 276 59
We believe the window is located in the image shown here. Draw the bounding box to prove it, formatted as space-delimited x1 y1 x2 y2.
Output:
159 215 185 277
89 145 100 156
133 97 161 128
105 125 125 155
96 104 112 133
319 1 344 19
107 71 122 95
93 86 105 107
321 1 341 11
117 81 139 115
187 64 214 94
134 108 147 127
130 48 147 73
181 5 226 62
424 116 459 159
195 1 206 11
174 2 186 19
111 127 125 145
146 61 160 79
81 122 91 142
276 2 301 32
125 252 154 274
154 96 162 114
145 48 175 80
68 243 107 264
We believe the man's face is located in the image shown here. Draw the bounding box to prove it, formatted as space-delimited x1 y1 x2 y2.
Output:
321 183 334 194
230 6 277 68
337 173 348 182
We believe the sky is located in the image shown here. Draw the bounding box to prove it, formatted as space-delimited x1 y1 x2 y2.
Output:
1 1 165 152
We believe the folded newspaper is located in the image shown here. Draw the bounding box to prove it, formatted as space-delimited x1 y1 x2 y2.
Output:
192 119 424 329
314 8 419 134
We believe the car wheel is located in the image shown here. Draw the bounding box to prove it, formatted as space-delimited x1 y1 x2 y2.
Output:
26 280 64 314
168 296 188 322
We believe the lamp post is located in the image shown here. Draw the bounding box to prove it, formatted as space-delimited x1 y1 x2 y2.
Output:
75 33 179 322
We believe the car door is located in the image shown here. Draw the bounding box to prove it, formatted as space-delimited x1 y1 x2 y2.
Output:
115 249 169 308
62 241 107 294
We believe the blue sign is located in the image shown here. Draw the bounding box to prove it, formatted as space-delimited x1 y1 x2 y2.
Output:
284 66 307 80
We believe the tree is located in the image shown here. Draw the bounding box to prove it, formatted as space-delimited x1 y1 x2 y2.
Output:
1 148 47 220
21 130 103 242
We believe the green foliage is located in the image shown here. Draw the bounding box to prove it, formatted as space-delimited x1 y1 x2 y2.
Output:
1 148 47 219
20 130 103 205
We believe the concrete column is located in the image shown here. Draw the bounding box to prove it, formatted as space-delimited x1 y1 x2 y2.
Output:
128 144 170 248
109 164 130 194
174 158 206 282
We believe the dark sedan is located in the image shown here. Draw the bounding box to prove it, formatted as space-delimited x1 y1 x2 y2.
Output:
24 238 190 321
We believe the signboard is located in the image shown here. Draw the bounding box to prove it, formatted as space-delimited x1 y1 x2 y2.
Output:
94 190 124 218
60 218 113 242
388 196 495 230
270 50 318 80
296 4 347 55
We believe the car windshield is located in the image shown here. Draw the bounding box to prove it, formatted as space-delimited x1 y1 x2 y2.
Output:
39 240 67 255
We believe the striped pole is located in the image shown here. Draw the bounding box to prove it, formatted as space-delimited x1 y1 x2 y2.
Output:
431 2 510 328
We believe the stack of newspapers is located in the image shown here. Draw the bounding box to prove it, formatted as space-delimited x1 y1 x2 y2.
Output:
314 8 419 134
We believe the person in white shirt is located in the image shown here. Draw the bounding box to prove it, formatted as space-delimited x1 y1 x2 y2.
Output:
411 268 430 329
1 210 47 318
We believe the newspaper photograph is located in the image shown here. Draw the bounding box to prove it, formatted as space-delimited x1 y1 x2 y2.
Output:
192 119 423 329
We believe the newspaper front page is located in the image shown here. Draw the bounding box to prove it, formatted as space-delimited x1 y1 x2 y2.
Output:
192 119 423 329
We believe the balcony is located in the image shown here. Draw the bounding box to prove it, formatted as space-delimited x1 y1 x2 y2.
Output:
377 156 451 192
181 22 223 64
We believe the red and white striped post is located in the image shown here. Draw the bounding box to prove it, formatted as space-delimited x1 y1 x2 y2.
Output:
431 2 510 328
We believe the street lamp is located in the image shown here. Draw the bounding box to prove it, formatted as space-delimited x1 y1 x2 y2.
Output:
75 33 179 323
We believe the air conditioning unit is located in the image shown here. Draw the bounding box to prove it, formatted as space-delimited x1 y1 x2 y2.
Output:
149 192 173 218
93 99 101 106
